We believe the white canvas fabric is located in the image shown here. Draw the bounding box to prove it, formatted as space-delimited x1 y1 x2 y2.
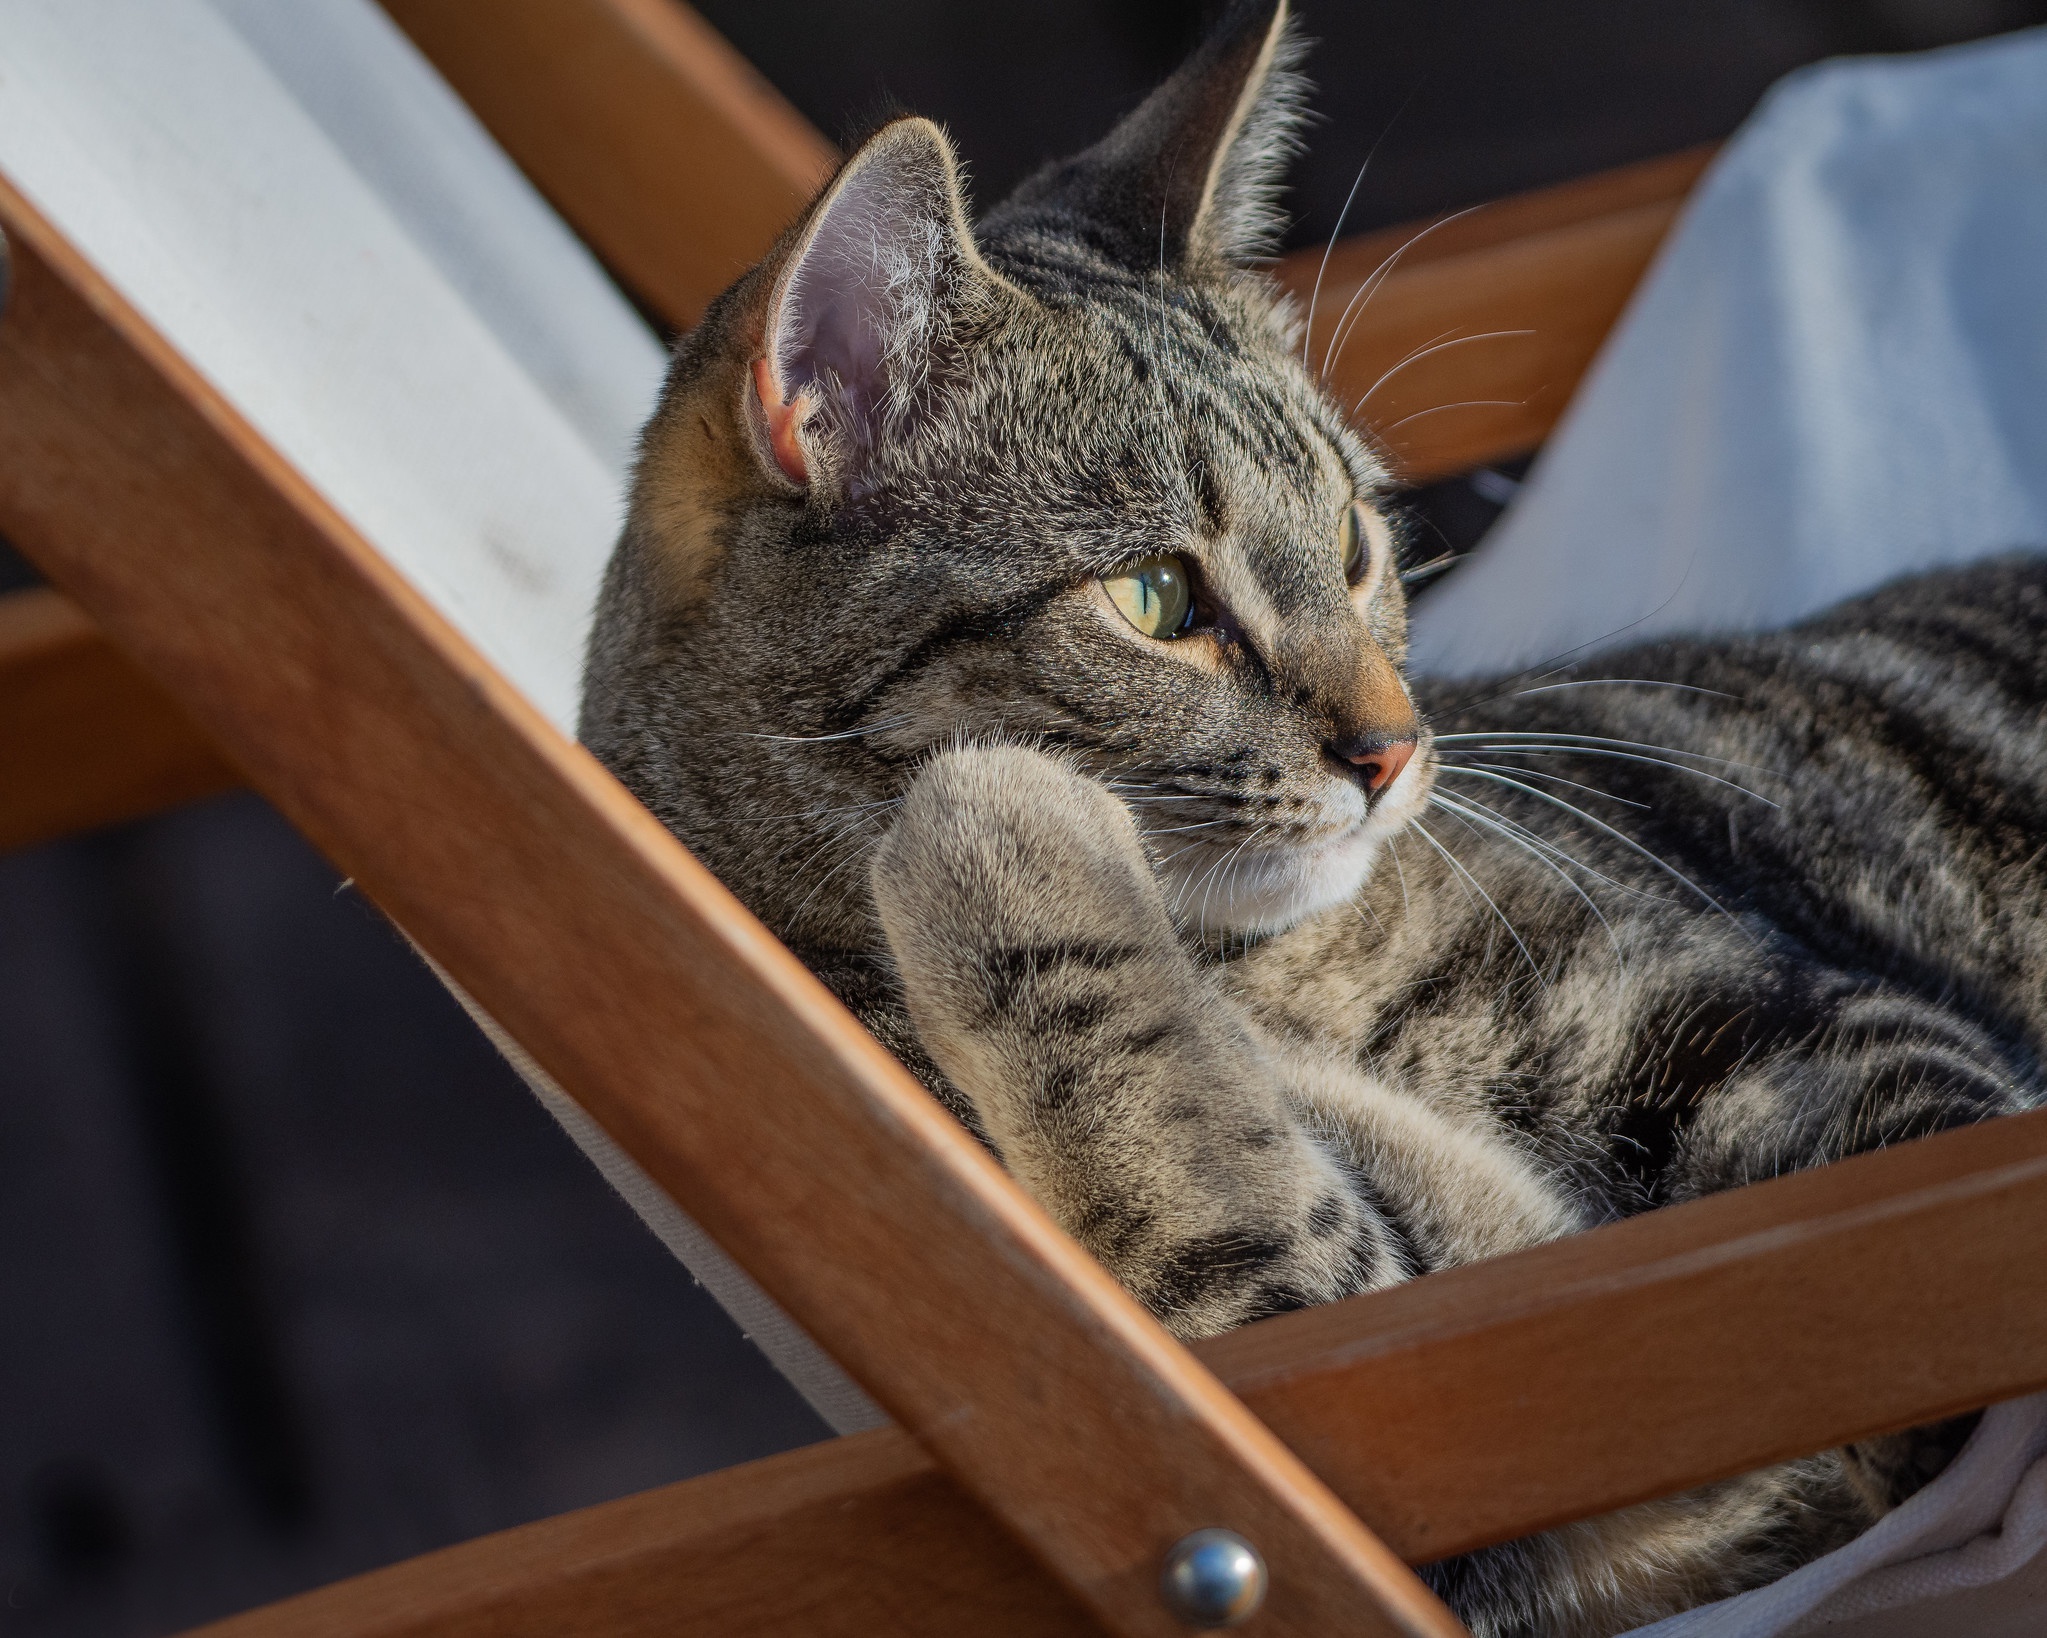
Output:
0 0 883 1435
206 0 662 476
1409 26 2047 677
1622 1394 2047 1636
0 0 647 730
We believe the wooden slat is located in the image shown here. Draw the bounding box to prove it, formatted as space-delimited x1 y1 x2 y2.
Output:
0 180 1461 1638
0 585 238 850
377 0 837 329
1313 146 1719 276
1277 147 1716 482
187 1106 2047 1638
194 1432 1094 1638
1210 1102 2047 1562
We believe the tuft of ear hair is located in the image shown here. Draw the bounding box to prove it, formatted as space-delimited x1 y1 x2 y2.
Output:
993 0 1307 272
751 117 987 491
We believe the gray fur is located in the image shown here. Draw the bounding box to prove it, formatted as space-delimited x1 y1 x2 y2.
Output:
580 4 2039 1632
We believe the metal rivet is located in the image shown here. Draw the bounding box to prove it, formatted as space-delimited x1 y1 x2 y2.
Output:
1160 1527 1268 1628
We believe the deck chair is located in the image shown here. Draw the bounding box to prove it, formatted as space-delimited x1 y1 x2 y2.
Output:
2 4 2045 1636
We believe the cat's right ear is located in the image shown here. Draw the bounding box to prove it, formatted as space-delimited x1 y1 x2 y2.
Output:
749 117 986 493
991 0 1302 273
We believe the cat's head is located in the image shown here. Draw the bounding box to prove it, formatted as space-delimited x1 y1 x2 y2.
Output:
583 0 1432 949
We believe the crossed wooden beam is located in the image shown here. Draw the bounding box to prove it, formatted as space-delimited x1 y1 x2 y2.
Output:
0 5 2039 1636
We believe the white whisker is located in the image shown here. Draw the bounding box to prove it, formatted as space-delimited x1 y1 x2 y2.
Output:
1435 765 1756 940
1319 204 1486 381
1413 818 1547 985
1439 736 1781 805
783 801 900 923
1457 744 1781 807
1399 551 1464 588
1448 759 1651 809
1508 678 1738 702
1432 792 1628 974
1430 778 1664 901
1301 132 1392 369
737 715 911 744
1355 329 1534 411
1435 730 1785 782
1375 399 1523 434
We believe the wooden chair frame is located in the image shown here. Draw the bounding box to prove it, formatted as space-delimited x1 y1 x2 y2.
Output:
1 5 2041 1635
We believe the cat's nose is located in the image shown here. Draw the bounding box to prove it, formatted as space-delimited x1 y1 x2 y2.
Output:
1326 730 1417 796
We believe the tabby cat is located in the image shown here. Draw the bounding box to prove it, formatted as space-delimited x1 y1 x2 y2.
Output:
579 4 2042 1631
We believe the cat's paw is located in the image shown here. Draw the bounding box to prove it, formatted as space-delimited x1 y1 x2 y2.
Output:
870 745 1172 970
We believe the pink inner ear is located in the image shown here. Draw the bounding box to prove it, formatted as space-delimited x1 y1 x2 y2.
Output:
752 356 811 485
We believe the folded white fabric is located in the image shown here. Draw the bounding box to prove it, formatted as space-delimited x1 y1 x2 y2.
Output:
1408 26 2047 676
1620 1394 2047 1636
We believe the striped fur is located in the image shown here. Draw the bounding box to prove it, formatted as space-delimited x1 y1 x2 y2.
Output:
579 5 2041 1632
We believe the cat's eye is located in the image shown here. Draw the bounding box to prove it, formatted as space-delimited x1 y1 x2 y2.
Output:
1104 556 1194 639
1341 500 1392 593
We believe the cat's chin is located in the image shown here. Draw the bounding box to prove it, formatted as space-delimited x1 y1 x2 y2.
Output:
1160 763 1435 938
1163 825 1387 939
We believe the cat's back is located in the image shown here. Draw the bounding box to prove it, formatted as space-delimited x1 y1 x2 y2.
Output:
1421 551 2047 1041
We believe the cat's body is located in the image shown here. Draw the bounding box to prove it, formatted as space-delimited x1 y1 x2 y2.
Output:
580 5 2041 1632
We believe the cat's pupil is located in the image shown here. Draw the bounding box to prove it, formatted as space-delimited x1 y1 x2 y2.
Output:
1105 557 1193 639
1341 503 1364 585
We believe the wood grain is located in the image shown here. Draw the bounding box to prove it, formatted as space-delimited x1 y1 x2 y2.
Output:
377 0 837 329
187 1105 2047 1638
1277 148 1715 482
0 179 1460 1638
0 585 238 852
192 1432 1098 1638
1210 1101 2047 1562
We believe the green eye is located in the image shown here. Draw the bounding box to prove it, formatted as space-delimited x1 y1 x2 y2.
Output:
1342 501 1391 589
1340 502 1365 583
1104 556 1194 639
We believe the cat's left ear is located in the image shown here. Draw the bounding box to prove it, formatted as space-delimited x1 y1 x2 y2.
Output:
1004 0 1305 272
750 117 988 491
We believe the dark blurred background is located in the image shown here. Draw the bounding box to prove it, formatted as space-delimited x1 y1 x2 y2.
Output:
5 1 2044 1634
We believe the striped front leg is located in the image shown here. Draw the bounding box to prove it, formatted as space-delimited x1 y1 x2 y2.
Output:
868 744 1399 1337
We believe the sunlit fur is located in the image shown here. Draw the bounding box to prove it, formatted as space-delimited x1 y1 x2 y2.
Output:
582 5 2039 1634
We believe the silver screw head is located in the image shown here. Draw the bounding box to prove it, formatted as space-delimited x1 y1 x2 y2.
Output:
1160 1527 1268 1628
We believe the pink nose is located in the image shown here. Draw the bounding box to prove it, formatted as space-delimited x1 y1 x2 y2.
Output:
1330 734 1417 795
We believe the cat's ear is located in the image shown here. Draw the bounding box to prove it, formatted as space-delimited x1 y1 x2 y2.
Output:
750 117 984 490
1005 0 1305 271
